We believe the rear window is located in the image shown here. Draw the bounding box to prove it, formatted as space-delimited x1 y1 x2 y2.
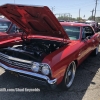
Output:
62 26 80 40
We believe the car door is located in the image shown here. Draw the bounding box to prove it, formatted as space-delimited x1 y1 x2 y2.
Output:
77 27 90 64
77 26 97 64
83 26 95 53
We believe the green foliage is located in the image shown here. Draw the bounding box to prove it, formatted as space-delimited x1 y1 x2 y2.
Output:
58 16 69 21
76 17 82 21
88 16 94 20
95 17 100 22
88 16 100 22
57 16 76 21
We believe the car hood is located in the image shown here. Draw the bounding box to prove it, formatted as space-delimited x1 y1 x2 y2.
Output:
0 4 69 40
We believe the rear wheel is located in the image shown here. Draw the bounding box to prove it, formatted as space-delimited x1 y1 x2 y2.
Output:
61 61 76 90
92 45 99 56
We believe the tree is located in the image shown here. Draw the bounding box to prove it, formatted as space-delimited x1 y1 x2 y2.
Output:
95 17 100 22
58 16 69 21
88 16 94 20
76 17 82 21
88 16 100 22
57 16 77 21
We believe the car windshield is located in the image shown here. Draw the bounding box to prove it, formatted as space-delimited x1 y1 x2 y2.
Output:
62 26 80 40
0 21 11 32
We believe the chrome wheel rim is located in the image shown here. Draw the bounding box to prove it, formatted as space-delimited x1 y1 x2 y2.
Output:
65 61 76 88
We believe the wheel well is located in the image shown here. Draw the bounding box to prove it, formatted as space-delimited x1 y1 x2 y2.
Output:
65 60 77 75
74 60 78 67
58 60 78 85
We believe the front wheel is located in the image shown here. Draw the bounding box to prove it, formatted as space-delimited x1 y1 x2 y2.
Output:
92 45 99 56
61 61 76 90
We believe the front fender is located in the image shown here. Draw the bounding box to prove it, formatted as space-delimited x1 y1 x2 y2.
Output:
42 42 80 84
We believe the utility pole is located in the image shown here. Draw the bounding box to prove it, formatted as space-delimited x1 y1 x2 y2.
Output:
79 9 80 21
70 15 72 21
94 0 98 21
51 6 55 13
90 9 94 20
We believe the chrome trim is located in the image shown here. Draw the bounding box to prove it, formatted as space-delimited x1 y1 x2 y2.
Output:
6 47 34 54
8 56 32 64
0 52 52 75
0 52 32 64
0 62 57 85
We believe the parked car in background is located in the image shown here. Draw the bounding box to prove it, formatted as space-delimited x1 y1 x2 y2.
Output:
85 20 99 32
0 18 22 47
98 23 100 31
58 20 66 22
0 18 11 32
0 4 100 90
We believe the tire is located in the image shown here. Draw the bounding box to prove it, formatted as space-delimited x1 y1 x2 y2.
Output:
92 45 99 56
61 61 76 90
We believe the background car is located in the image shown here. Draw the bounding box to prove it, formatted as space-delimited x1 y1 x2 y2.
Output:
85 20 99 32
0 18 22 47
98 23 100 31
0 18 11 32
58 20 66 22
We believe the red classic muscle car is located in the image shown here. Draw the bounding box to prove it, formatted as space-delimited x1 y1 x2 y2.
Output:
0 4 100 90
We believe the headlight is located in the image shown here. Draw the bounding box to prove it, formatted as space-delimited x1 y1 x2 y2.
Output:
31 62 40 72
41 64 50 75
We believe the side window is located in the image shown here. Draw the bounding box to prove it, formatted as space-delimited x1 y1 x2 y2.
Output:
9 24 23 34
9 24 16 33
83 26 94 37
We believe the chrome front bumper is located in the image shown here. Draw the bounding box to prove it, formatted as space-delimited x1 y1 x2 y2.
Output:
0 62 57 88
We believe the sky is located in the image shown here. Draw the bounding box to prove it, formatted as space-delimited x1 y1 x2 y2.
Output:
0 0 100 19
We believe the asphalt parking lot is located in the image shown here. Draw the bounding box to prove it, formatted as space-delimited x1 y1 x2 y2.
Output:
0 43 100 100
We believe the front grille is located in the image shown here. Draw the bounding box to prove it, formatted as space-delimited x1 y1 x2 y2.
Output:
0 52 32 70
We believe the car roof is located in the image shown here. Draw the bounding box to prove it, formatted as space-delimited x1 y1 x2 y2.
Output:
0 18 10 22
60 22 90 27
85 20 95 23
